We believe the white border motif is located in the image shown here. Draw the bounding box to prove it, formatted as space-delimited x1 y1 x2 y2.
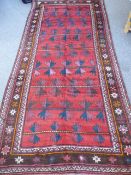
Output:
0 164 131 174
0 0 131 174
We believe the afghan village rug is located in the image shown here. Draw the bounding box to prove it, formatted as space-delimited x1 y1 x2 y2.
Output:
0 0 131 174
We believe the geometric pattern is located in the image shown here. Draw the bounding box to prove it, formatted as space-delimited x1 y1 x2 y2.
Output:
22 4 110 148
0 0 131 174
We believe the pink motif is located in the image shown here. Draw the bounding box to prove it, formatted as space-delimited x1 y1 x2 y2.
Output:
0 158 6 165
63 155 71 162
108 156 117 164
124 146 131 155
1 145 10 155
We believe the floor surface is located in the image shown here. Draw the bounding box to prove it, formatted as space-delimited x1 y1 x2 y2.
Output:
0 0 131 103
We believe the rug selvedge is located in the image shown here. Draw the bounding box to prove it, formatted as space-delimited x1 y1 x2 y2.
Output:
0 0 131 174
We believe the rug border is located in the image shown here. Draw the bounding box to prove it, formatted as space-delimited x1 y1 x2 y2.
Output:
101 0 131 120
0 0 130 129
0 0 131 174
0 0 36 109
0 1 37 141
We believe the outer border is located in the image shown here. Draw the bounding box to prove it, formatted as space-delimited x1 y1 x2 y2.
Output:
101 0 131 122
0 0 37 140
0 0 131 174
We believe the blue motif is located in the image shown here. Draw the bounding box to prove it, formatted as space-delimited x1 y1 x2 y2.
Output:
69 18 75 26
51 122 59 131
75 133 83 143
80 111 89 121
81 18 87 26
93 124 101 133
63 9 69 16
57 19 64 27
35 61 41 69
32 134 40 144
38 109 47 119
52 133 61 142
59 110 69 120
45 19 52 27
51 8 57 16
30 123 37 132
95 135 105 144
96 112 104 122
90 67 96 75
76 8 81 16
73 124 81 132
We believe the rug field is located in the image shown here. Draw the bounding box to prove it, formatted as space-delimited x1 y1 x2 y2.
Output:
0 0 131 174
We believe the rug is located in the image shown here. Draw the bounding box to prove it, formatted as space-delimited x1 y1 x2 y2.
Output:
0 0 131 174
